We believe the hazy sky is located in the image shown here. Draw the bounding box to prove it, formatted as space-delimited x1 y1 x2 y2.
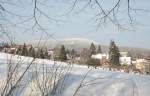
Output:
0 0 150 49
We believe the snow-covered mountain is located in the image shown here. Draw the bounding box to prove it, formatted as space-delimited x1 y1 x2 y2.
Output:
21 38 98 49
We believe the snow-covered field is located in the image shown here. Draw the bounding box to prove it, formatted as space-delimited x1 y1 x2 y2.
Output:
0 52 150 96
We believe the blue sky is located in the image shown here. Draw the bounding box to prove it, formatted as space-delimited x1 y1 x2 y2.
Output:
0 0 150 49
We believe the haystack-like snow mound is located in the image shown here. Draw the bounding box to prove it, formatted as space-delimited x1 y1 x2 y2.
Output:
0 52 150 96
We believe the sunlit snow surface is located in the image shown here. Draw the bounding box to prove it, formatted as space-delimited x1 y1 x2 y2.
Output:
0 52 150 96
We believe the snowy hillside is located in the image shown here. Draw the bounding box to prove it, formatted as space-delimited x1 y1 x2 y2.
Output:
0 52 150 96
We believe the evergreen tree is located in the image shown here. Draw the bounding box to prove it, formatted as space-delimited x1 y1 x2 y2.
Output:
97 45 102 53
109 40 120 66
59 45 67 61
70 49 76 59
21 43 28 56
90 43 96 55
44 48 49 59
16 45 22 55
28 46 35 57
40 49 45 59
66 49 70 54
70 49 76 63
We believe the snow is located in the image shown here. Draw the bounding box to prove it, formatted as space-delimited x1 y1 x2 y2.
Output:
91 53 109 59
0 52 150 96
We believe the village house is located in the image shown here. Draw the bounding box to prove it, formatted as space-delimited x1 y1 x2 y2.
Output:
119 52 132 65
119 56 132 65
134 59 150 74
1 44 17 54
91 53 110 67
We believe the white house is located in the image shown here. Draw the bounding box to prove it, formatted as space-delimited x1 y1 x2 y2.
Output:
119 56 132 65
119 51 132 65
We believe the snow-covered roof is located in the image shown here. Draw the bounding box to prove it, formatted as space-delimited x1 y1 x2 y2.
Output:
91 53 109 59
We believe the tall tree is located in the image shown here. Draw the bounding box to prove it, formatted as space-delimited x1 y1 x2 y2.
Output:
39 49 45 59
28 46 35 57
16 45 22 55
109 40 120 66
90 43 96 55
97 45 102 53
59 45 67 61
70 49 76 59
21 43 28 56
44 48 49 59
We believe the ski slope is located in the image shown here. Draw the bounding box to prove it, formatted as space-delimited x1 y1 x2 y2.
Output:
0 52 150 96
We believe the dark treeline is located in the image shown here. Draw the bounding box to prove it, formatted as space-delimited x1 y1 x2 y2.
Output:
1 43 50 59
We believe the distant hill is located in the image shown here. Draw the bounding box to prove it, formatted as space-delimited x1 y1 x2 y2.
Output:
21 38 150 58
